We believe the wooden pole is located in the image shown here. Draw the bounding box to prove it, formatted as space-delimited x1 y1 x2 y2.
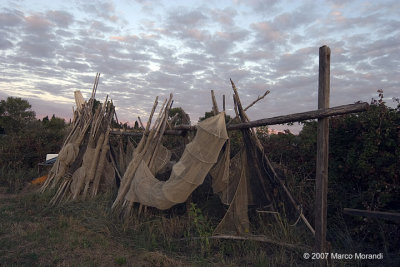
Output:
343 208 400 222
315 45 330 262
225 103 367 130
223 94 226 112
211 90 219 115
111 102 368 136
178 235 311 251
138 116 144 129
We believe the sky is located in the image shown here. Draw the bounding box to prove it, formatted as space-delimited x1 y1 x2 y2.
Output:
1 0 399 132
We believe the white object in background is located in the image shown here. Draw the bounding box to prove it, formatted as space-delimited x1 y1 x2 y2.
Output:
46 154 58 161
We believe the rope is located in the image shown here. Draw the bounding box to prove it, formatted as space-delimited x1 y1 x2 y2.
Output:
259 145 304 228
290 205 303 227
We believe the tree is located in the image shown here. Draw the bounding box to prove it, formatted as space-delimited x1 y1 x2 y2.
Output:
198 110 232 123
42 115 50 124
0 97 36 134
170 107 191 125
328 91 400 212
261 91 399 251
198 111 214 122
0 98 68 172
47 114 66 130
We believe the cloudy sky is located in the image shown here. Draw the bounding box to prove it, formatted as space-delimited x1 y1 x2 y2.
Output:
1 0 399 132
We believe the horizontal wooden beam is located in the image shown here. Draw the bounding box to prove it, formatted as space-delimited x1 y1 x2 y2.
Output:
111 131 142 136
343 208 400 222
110 129 185 136
174 102 369 131
110 102 369 136
178 235 311 251
226 102 368 130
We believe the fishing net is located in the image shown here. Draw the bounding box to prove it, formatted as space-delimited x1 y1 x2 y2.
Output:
121 113 228 210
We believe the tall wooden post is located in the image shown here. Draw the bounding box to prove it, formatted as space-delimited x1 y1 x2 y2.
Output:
211 90 219 115
315 45 330 264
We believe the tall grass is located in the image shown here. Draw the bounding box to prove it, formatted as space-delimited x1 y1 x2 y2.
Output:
2 172 396 265
0 166 39 193
1 188 317 266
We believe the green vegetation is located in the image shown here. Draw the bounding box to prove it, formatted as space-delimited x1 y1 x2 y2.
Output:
261 91 399 262
0 92 399 265
0 192 311 266
0 192 187 266
0 97 68 191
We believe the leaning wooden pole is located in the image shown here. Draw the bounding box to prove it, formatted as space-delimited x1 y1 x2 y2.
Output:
315 45 330 265
111 102 368 137
225 103 367 130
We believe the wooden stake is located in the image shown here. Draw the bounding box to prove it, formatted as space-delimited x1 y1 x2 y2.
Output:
211 90 219 115
94 72 100 99
91 73 98 99
146 97 159 133
223 94 226 112
114 110 120 127
138 116 144 129
315 45 330 263
233 95 239 119
109 150 122 181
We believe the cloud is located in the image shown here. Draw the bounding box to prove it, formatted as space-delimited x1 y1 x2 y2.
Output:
167 9 208 28
0 0 399 133
80 1 119 23
110 35 139 42
209 7 238 27
272 47 315 74
0 35 13 49
272 3 317 31
251 21 286 48
233 0 280 14
46 10 74 28
205 29 250 57
0 9 23 28
18 37 59 58
24 14 52 34
133 0 163 14
57 60 90 72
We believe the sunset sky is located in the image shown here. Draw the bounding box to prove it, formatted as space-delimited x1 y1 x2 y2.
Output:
1 0 399 132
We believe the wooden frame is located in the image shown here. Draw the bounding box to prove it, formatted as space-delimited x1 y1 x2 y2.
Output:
343 208 400 222
110 46 370 265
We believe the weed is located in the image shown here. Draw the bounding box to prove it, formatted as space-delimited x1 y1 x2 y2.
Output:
1 186 395 266
114 256 127 265
186 202 213 255
0 166 38 192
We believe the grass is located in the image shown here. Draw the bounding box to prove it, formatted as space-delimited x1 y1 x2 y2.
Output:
0 190 185 266
0 166 39 193
0 184 397 266
0 186 314 266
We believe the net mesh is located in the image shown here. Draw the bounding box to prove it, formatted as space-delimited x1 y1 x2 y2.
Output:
123 113 228 210
212 147 251 235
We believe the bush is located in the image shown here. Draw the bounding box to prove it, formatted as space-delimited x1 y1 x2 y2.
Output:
261 90 399 254
0 97 68 191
